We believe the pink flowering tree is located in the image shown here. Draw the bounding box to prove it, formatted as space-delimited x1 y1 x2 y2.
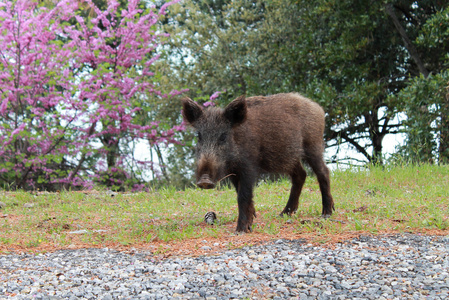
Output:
0 0 184 191
203 91 223 107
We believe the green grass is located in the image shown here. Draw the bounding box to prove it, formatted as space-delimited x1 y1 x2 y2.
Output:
0 164 448 252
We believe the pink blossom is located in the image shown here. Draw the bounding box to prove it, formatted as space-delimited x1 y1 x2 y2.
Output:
0 0 185 190
159 0 181 15
0 99 8 115
203 91 224 107
10 124 26 137
210 91 222 101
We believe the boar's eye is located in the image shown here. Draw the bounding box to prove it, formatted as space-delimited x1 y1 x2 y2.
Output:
197 132 202 142
218 132 227 144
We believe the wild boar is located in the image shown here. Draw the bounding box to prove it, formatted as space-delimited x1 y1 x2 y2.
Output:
181 93 334 232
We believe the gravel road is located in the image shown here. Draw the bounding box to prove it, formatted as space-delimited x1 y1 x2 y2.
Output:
1 233 448 299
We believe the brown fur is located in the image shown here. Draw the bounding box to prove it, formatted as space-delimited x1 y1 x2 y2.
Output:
181 93 334 233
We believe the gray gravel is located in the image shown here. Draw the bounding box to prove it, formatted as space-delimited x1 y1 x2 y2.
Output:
1 233 448 299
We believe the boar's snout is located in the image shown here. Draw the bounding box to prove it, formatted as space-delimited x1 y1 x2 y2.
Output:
197 174 216 189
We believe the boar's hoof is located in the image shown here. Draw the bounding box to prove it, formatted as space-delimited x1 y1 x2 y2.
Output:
321 213 332 219
197 174 215 189
236 223 252 233
279 209 295 217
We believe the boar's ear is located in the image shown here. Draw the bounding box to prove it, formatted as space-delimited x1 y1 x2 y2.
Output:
224 95 247 126
181 97 204 125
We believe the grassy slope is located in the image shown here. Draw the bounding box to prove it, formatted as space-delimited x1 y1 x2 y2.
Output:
0 165 448 253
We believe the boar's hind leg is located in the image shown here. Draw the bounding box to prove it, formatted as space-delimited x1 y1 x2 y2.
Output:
232 176 256 233
306 153 335 218
280 164 307 216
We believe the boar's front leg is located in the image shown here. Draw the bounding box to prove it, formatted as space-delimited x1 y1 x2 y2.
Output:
231 174 256 233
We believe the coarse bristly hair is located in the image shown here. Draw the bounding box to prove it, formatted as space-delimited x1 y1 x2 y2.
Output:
181 93 334 233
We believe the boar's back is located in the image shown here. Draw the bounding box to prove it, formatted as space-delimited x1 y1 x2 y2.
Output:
232 93 325 173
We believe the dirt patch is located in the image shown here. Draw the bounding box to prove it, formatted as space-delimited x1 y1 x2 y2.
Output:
2 225 448 258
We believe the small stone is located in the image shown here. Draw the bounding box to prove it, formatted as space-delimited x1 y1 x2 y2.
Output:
67 230 88 234
0 233 446 299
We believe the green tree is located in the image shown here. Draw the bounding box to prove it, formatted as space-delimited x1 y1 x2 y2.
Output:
159 0 449 170
394 5 449 164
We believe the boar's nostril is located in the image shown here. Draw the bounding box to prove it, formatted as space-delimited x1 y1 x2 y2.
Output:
197 174 215 189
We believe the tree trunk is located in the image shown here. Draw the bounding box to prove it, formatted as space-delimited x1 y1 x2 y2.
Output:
440 88 449 164
385 3 429 78
366 109 384 165
439 116 449 164
154 144 170 182
101 132 121 187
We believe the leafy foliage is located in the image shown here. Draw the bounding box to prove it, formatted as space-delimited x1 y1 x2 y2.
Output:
396 5 449 164
160 0 449 171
